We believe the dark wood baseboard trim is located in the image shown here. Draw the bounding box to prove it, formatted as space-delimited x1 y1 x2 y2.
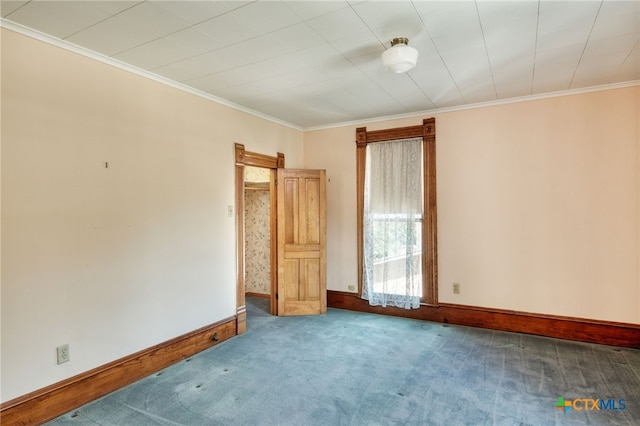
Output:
0 317 237 426
328 291 640 349
246 292 270 299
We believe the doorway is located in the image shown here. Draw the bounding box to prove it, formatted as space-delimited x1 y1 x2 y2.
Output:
244 166 272 305
234 144 327 332
234 144 284 334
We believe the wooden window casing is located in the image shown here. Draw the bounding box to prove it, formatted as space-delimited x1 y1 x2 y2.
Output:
355 118 438 305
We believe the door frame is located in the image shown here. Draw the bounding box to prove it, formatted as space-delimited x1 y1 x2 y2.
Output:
234 143 284 334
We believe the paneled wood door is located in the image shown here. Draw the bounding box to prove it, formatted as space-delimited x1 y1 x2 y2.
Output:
277 169 327 316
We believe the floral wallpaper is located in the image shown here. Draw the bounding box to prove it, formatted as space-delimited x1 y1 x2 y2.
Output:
245 166 270 183
245 189 271 295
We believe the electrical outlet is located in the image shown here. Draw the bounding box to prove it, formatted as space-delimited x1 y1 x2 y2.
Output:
227 205 233 217
348 284 355 291
57 344 70 364
453 283 460 294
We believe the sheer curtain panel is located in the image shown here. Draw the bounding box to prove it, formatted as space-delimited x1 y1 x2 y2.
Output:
362 137 423 309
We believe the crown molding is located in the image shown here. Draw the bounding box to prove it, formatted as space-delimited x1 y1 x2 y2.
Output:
303 80 640 131
2 18 637 134
0 19 304 132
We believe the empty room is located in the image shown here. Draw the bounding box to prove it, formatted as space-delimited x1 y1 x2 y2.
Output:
1 1 639 425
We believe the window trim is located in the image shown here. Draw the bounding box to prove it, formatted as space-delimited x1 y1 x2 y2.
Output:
355 118 438 306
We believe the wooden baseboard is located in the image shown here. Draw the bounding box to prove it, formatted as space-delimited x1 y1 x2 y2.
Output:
0 317 237 426
246 292 270 299
328 291 640 349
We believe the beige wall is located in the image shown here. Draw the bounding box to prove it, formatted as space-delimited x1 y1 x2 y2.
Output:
305 86 640 324
0 29 302 402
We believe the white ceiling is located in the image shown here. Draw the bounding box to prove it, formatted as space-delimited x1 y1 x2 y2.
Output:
2 0 638 129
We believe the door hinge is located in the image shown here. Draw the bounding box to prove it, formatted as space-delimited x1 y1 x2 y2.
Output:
276 293 279 300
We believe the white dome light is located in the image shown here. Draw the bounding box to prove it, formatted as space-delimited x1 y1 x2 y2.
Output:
381 37 418 73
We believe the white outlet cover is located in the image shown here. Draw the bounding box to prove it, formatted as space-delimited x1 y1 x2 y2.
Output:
57 344 70 364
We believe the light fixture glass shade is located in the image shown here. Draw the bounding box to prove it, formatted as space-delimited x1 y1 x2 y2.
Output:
381 38 418 73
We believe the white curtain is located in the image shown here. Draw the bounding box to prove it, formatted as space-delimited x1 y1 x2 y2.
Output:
362 137 423 309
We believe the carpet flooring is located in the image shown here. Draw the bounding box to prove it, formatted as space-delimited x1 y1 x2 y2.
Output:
47 297 640 425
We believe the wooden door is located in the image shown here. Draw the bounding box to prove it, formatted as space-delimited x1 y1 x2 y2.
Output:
277 169 327 316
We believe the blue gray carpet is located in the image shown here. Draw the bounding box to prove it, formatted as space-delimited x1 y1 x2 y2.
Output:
48 298 640 425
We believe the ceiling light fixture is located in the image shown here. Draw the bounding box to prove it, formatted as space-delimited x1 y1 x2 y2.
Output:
381 37 418 73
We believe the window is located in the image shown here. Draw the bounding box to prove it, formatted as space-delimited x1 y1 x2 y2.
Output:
356 119 437 307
